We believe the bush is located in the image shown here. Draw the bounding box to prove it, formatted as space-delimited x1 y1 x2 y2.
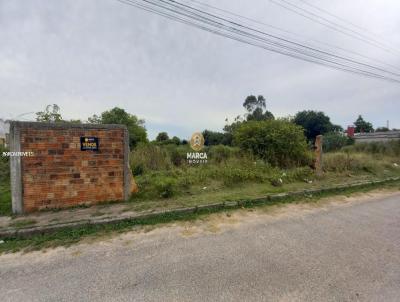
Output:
163 145 190 167
208 145 239 163
323 132 353 152
130 143 172 173
154 177 176 198
132 163 144 176
0 145 10 183
0 145 11 216
233 119 310 167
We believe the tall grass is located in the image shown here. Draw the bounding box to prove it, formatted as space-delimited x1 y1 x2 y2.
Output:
342 140 400 157
324 150 398 174
129 143 316 200
0 145 11 215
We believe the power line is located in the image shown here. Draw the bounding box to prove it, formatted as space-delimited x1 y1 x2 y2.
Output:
115 0 400 83
119 0 400 81
269 0 400 55
182 0 400 73
298 0 394 44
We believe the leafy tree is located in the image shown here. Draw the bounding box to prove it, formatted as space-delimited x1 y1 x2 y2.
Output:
331 124 344 132
171 136 181 145
202 130 231 146
223 95 275 145
87 114 102 124
323 132 353 152
36 104 63 122
293 110 333 141
156 132 169 142
354 115 373 133
243 95 274 121
243 95 266 112
233 119 309 167
98 107 147 148
223 116 243 134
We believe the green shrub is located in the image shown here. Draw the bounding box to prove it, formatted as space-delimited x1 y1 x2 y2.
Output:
209 145 239 163
163 145 190 167
130 143 172 172
323 132 353 152
285 167 314 182
0 145 10 183
233 119 309 167
154 177 176 198
0 145 11 216
132 163 144 176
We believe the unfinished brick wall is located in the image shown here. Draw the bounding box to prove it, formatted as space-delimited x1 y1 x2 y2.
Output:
9 122 132 213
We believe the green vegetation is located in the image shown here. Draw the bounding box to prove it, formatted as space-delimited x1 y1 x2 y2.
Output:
293 110 336 141
323 132 354 152
36 104 63 122
92 107 148 148
233 119 310 167
343 140 400 157
128 137 400 206
354 115 374 133
8 219 37 228
0 145 11 216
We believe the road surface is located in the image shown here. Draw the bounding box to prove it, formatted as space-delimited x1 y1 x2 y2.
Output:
1 191 400 301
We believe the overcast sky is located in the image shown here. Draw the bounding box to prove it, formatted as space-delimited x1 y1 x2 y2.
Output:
0 0 399 139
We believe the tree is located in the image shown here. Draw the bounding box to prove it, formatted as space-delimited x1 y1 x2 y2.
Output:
323 132 353 152
87 114 102 124
293 110 333 141
171 136 181 145
243 95 266 112
233 119 309 167
36 104 63 122
156 132 169 142
243 95 274 121
331 124 344 132
202 130 230 146
98 107 148 148
354 115 373 133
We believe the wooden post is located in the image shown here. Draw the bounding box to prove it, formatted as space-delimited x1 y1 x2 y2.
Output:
315 135 323 177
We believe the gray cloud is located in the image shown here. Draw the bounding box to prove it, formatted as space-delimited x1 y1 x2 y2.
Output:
1 0 399 139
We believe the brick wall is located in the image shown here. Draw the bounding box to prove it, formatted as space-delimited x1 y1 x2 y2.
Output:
10 123 130 213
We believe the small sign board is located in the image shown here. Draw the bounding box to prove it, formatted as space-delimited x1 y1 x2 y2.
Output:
80 137 99 151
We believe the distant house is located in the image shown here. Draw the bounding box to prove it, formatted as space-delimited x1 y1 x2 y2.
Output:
0 119 10 147
354 130 400 143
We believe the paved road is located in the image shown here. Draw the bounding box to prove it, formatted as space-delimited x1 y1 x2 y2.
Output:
1 192 400 302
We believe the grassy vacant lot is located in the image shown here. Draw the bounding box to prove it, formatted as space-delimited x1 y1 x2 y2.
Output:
0 141 400 217
127 141 400 210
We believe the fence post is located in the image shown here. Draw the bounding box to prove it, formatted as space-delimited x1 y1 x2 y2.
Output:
315 135 323 177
